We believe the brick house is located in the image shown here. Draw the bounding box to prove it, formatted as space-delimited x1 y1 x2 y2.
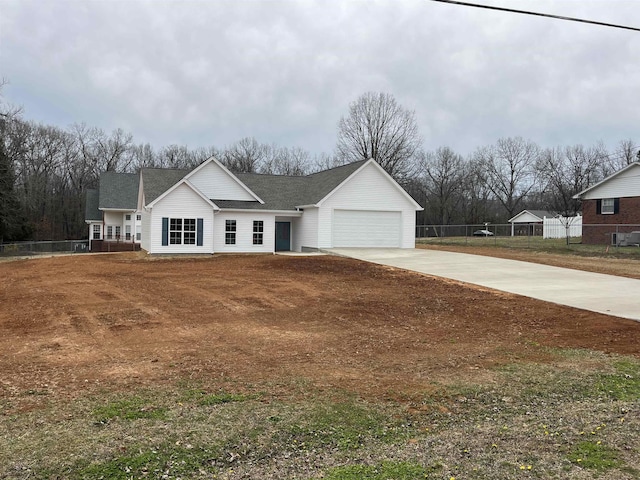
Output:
573 162 640 244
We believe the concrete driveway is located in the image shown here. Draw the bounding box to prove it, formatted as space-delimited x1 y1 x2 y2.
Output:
328 248 640 322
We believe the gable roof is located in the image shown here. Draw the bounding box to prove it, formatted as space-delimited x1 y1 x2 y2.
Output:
98 171 139 210
573 161 640 199
508 209 556 223
185 157 264 204
90 158 421 214
235 160 367 210
141 168 190 204
85 189 101 221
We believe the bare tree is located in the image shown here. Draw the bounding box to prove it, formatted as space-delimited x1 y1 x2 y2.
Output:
421 147 465 225
537 144 603 244
336 92 422 180
261 145 310 175
475 137 540 219
221 137 266 173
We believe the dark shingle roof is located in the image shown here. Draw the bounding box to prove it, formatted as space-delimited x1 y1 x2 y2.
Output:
85 189 101 221
98 172 139 210
94 160 368 213
236 160 367 210
141 168 189 204
525 210 556 219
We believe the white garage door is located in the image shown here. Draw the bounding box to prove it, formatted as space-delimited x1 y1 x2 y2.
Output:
332 210 401 247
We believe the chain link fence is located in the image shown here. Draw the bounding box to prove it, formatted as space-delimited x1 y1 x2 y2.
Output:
416 223 640 251
0 240 89 257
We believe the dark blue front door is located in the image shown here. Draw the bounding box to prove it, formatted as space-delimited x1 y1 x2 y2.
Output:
275 222 291 251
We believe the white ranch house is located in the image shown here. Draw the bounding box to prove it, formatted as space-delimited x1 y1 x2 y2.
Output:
85 158 423 254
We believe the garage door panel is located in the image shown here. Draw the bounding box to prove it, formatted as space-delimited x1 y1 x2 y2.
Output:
333 210 401 247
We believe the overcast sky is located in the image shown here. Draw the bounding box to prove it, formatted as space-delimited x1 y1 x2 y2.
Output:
1 0 638 158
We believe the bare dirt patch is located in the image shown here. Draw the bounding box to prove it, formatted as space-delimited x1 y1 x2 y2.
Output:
1 253 639 411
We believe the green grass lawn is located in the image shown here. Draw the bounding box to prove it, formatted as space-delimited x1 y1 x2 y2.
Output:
2 349 639 479
417 235 640 259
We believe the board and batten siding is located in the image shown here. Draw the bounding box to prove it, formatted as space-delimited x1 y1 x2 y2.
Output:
292 207 319 251
213 211 275 253
147 183 214 254
317 162 417 249
582 165 640 200
188 161 256 201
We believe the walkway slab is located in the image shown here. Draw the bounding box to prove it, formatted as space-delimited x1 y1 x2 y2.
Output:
328 248 640 322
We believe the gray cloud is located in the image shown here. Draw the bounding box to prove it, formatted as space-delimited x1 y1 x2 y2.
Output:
1 0 638 156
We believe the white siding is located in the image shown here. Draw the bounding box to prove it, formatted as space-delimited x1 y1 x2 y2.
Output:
148 183 215 254
213 211 275 253
318 162 417 248
292 207 318 251
140 209 151 251
103 211 124 226
189 161 257 201
582 165 640 200
510 212 543 223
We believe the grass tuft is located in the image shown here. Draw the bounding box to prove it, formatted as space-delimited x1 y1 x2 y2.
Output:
93 397 168 423
321 461 432 479
567 441 622 471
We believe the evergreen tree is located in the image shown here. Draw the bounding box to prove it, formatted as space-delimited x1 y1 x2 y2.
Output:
0 136 28 242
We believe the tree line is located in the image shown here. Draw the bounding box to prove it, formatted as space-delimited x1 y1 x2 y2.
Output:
1 88 637 242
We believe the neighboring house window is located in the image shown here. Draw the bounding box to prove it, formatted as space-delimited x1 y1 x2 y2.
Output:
226 220 236 245
183 219 196 245
106 226 113 240
115 226 121 239
93 224 101 240
170 218 182 244
253 221 263 245
136 214 141 221
125 214 131 221
125 225 131 240
601 198 615 214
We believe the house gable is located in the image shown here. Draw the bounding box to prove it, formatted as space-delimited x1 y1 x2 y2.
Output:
318 160 422 210
574 162 640 200
186 158 262 203
508 210 555 223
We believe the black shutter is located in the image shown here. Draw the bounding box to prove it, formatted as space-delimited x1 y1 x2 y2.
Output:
596 199 602 214
197 218 203 246
162 217 169 246
614 198 620 214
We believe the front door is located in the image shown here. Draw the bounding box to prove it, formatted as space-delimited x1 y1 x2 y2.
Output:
275 222 291 252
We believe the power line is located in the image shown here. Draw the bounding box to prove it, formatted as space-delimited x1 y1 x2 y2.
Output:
428 0 640 32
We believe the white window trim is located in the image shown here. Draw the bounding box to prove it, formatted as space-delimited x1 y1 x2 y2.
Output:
225 220 237 245
602 198 615 215
253 220 264 245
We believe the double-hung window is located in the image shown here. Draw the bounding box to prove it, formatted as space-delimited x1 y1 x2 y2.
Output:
225 220 236 245
253 221 263 245
170 218 182 244
601 198 615 214
183 219 196 245
162 217 203 247
93 224 101 240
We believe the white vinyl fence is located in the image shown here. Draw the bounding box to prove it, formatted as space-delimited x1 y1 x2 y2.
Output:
542 216 582 239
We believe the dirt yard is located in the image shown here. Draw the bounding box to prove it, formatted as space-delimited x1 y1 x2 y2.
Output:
1 253 639 412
